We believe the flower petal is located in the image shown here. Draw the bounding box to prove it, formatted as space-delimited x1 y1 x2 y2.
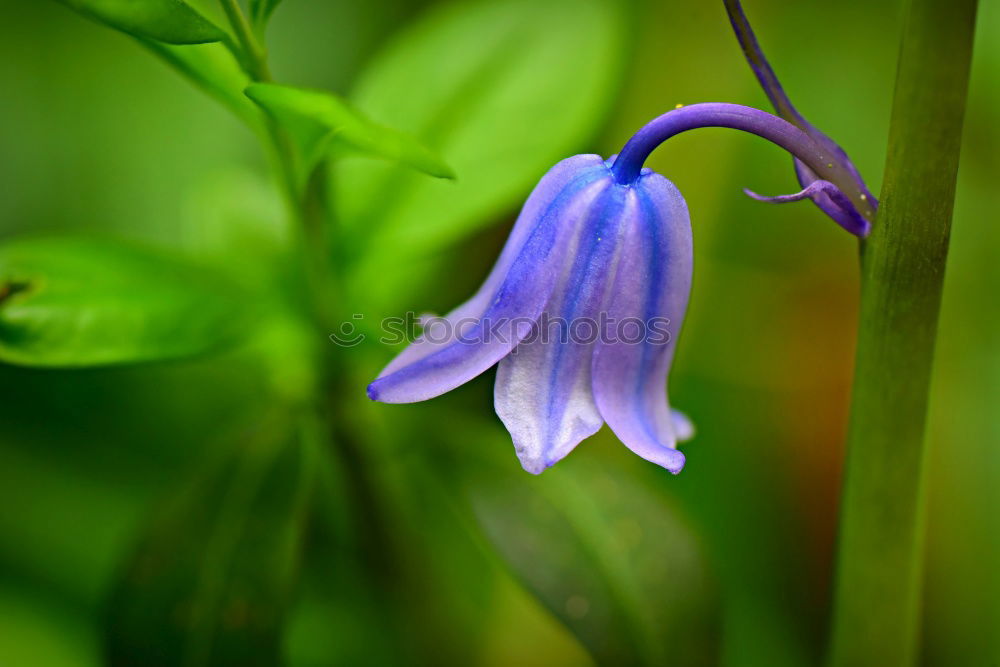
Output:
592 171 692 474
378 155 608 378
368 157 612 403
726 0 877 233
495 183 636 474
671 408 696 442
744 177 871 237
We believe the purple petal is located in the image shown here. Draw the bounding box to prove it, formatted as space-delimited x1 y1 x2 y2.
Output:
725 0 877 229
368 156 611 403
378 155 608 378
592 171 692 474
495 184 637 474
744 177 871 237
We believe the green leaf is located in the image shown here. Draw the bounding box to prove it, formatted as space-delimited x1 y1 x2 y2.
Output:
0 236 251 367
245 82 454 184
56 0 227 45
334 0 625 264
466 439 720 666
249 0 283 29
106 417 314 667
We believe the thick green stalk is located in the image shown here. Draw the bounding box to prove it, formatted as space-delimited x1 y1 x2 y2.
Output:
828 0 977 665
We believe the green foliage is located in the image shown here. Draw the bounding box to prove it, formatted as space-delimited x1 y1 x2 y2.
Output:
106 418 313 667
334 0 626 263
245 82 454 185
0 236 251 367
0 588 100 667
7 0 994 665
56 0 227 45
468 451 719 666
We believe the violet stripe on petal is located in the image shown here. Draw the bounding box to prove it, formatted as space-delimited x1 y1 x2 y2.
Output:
367 160 611 403
592 172 692 474
378 155 609 378
496 180 632 474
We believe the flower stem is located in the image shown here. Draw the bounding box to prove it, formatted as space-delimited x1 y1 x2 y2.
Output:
610 103 875 223
722 0 803 126
828 0 978 664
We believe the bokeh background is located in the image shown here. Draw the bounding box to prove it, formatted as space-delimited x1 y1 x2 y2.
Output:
0 0 996 665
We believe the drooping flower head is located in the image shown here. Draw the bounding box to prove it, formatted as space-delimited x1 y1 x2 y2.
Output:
368 154 693 474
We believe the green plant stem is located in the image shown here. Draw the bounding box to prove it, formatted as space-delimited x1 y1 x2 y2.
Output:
216 9 404 645
216 0 334 333
219 0 271 81
828 0 978 665
217 0 297 205
216 0 394 590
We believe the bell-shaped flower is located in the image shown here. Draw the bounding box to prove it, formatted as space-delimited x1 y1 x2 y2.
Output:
368 154 694 474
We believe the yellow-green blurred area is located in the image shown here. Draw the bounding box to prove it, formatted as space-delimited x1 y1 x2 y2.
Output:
0 0 996 665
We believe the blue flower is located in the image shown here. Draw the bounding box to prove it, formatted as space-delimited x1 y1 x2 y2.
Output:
368 154 694 474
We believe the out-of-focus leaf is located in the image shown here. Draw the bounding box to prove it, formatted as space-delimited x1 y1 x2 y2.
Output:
0 442 143 606
0 586 100 667
335 0 625 270
0 236 251 367
249 0 283 29
245 82 454 184
178 167 287 268
139 40 261 128
106 417 314 667
56 0 226 45
466 437 720 666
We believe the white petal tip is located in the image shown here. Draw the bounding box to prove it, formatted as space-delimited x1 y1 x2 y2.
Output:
670 408 696 443
647 447 686 474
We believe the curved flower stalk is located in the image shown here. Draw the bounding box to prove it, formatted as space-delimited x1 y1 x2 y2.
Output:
611 103 874 236
368 101 870 475
724 0 878 233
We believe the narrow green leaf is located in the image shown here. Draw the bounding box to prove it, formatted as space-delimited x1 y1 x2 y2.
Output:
249 0 283 29
829 0 979 665
335 0 625 264
0 236 251 367
105 418 313 667
465 440 720 666
56 0 227 45
245 82 455 184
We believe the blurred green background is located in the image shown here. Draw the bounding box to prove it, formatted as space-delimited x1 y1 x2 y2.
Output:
0 0 996 665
